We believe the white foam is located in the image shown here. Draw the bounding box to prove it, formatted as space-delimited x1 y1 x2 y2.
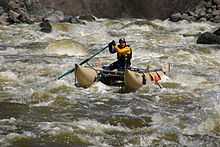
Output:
0 71 18 81
0 117 16 124
48 79 72 89
31 100 54 107
75 119 129 134
37 122 74 135
90 82 111 94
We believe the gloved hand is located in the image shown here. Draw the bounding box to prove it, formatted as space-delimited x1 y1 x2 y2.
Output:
108 40 116 54
109 40 116 46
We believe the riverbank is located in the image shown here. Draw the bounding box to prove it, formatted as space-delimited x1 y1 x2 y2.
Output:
170 0 220 23
1 0 220 25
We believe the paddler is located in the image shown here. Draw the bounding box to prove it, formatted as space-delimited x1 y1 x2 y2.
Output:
104 38 132 70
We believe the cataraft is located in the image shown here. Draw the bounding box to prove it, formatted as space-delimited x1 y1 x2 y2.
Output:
74 64 170 91
57 44 170 91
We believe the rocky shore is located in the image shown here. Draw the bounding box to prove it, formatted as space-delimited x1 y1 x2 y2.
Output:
0 0 220 24
0 0 98 25
0 0 201 25
170 0 220 23
0 0 41 24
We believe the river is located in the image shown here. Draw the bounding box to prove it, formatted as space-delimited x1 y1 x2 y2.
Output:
0 19 220 147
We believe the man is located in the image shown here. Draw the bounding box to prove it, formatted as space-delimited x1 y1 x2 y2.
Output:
105 38 132 70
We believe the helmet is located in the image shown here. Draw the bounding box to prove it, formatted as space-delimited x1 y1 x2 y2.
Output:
119 38 126 44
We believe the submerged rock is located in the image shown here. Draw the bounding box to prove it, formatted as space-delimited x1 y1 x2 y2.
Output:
197 32 220 44
39 18 52 33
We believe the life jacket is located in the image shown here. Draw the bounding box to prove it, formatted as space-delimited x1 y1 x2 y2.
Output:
115 45 132 60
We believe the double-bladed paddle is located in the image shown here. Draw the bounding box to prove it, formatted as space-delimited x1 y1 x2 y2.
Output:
57 45 108 80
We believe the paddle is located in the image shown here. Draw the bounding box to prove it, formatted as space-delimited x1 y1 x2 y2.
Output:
57 45 108 80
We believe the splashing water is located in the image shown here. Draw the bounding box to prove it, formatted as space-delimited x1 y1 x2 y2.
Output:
0 19 220 147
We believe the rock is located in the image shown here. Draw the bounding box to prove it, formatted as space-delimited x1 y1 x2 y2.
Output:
196 1 207 9
61 16 75 23
8 0 22 11
212 5 217 10
213 15 220 23
0 13 9 25
209 17 215 22
199 17 207 21
187 11 197 17
6 0 34 24
206 8 213 14
18 10 33 23
61 16 71 23
0 6 4 15
1 0 219 24
39 0 201 20
8 9 33 24
181 13 193 21
24 0 42 13
213 28 220 35
169 0 220 22
78 15 96 21
212 10 220 16
61 16 86 24
199 10 206 17
39 18 52 33
195 7 206 16
213 0 220 5
217 4 220 10
169 13 182 22
8 10 20 23
205 13 213 20
205 1 213 9
197 32 220 44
